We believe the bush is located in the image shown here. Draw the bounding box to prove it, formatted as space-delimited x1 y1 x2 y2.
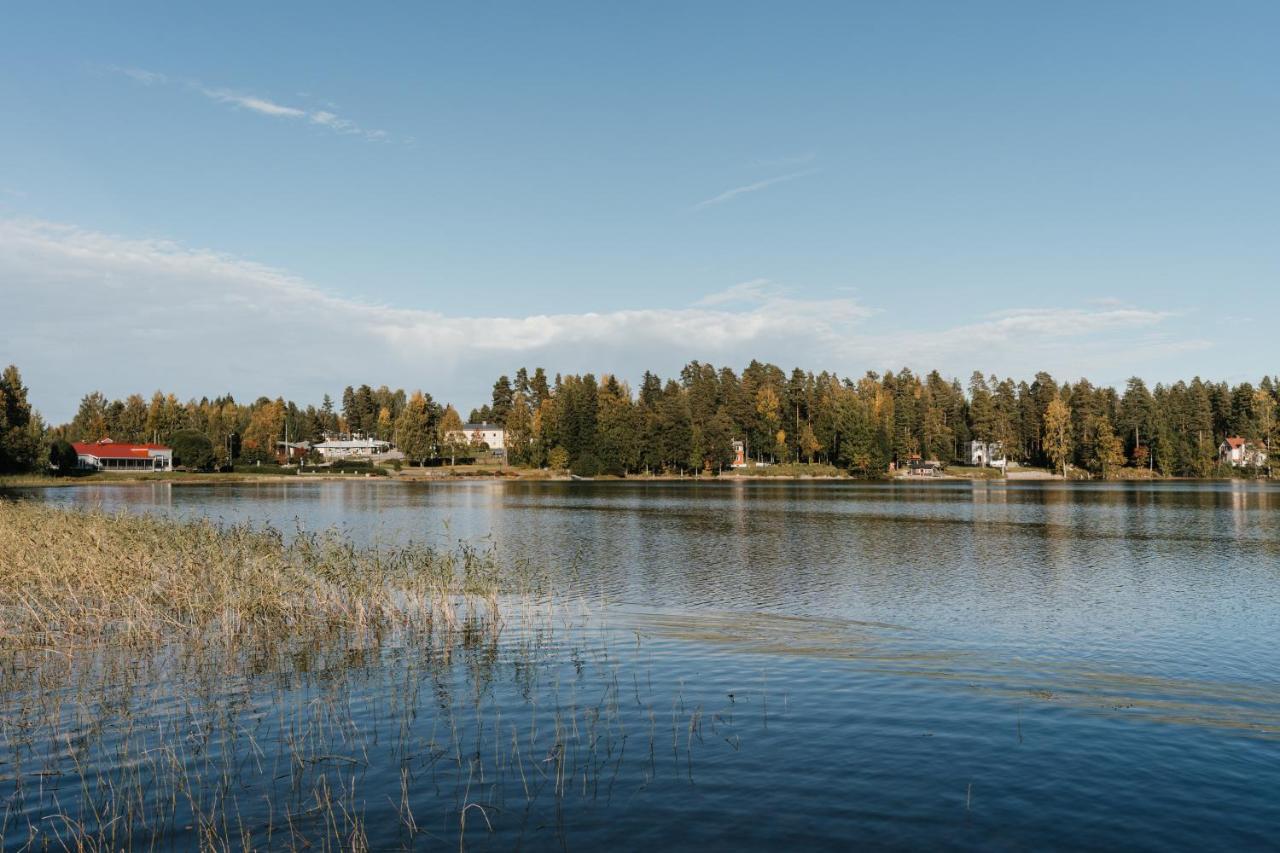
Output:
570 453 600 477
547 446 569 470
170 430 217 471
49 439 79 475
240 447 274 466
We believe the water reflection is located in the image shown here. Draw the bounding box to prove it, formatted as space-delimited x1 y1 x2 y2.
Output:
6 480 1280 848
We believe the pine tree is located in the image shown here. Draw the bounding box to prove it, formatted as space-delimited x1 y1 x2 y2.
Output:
658 382 693 473
490 375 514 426
596 377 639 475
0 365 42 474
968 372 996 443
341 386 357 434
531 368 551 405
1090 414 1125 480
702 409 737 472
70 392 110 442
754 386 781 462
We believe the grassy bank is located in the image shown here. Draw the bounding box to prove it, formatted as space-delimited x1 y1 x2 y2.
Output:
0 467 393 488
719 462 846 478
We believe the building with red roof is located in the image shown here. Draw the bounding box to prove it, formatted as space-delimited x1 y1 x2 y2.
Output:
73 438 173 472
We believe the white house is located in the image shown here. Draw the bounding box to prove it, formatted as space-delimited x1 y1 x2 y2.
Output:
1219 437 1267 468
73 438 173 471
313 437 392 459
454 423 506 451
962 440 1005 467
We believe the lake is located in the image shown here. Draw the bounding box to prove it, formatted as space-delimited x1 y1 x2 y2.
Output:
4 480 1280 850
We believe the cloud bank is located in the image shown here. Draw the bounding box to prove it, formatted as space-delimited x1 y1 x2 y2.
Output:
0 218 1200 422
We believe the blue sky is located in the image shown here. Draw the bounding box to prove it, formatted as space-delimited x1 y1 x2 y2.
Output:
2 2 1276 421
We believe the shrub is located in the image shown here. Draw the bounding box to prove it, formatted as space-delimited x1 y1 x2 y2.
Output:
49 439 79 475
570 452 600 477
547 446 569 470
170 430 217 471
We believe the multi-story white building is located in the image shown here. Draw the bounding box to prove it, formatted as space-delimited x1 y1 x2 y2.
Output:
962 440 1005 467
1219 437 1267 468
454 423 506 451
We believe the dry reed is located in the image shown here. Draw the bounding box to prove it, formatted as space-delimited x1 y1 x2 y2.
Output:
0 501 531 649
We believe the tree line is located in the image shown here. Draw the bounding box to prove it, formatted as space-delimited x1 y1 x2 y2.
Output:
472 363 1278 478
0 362 1276 477
49 382 481 469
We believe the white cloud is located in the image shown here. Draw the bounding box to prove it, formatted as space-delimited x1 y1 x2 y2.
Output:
695 278 775 306
0 218 1203 422
115 67 167 86
200 88 307 118
749 152 817 169
109 67 392 141
692 169 821 210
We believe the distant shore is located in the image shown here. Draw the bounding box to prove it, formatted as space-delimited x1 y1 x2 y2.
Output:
1 465 1268 489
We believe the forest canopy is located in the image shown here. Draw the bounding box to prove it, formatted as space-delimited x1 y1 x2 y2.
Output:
7 361 1278 478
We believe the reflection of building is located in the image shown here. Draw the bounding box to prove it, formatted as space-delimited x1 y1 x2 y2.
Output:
453 423 506 451
1219 437 1267 468
962 441 1005 467
313 438 391 459
74 438 173 471
731 439 747 468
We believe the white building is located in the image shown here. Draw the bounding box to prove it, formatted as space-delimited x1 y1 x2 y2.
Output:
962 440 1005 467
313 437 392 459
454 423 506 451
1219 437 1267 468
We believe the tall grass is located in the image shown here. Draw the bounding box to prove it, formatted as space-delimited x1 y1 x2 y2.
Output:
0 501 753 850
0 501 534 649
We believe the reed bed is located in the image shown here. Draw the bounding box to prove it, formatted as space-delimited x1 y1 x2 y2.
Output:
0 501 753 850
0 501 533 649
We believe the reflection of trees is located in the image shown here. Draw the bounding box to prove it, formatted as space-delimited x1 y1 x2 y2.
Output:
0 603 747 851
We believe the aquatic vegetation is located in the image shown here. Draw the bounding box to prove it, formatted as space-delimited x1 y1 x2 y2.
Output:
0 501 544 649
0 503 754 850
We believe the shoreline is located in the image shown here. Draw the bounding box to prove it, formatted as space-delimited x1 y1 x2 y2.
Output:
1 468 1268 489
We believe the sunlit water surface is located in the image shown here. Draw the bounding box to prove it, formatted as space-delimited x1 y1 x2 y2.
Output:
4 480 1279 850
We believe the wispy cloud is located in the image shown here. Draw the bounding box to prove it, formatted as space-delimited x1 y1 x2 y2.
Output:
749 152 816 169
200 87 307 118
695 278 775 306
693 169 820 211
0 218 1207 422
110 67 393 141
114 66 167 86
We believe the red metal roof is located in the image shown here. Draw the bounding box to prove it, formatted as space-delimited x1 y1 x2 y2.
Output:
1224 437 1246 449
73 438 170 459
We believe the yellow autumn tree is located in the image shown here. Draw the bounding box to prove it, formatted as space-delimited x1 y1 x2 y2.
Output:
1043 398 1072 478
242 400 285 462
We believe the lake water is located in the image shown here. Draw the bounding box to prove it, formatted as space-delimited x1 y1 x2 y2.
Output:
4 480 1280 850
